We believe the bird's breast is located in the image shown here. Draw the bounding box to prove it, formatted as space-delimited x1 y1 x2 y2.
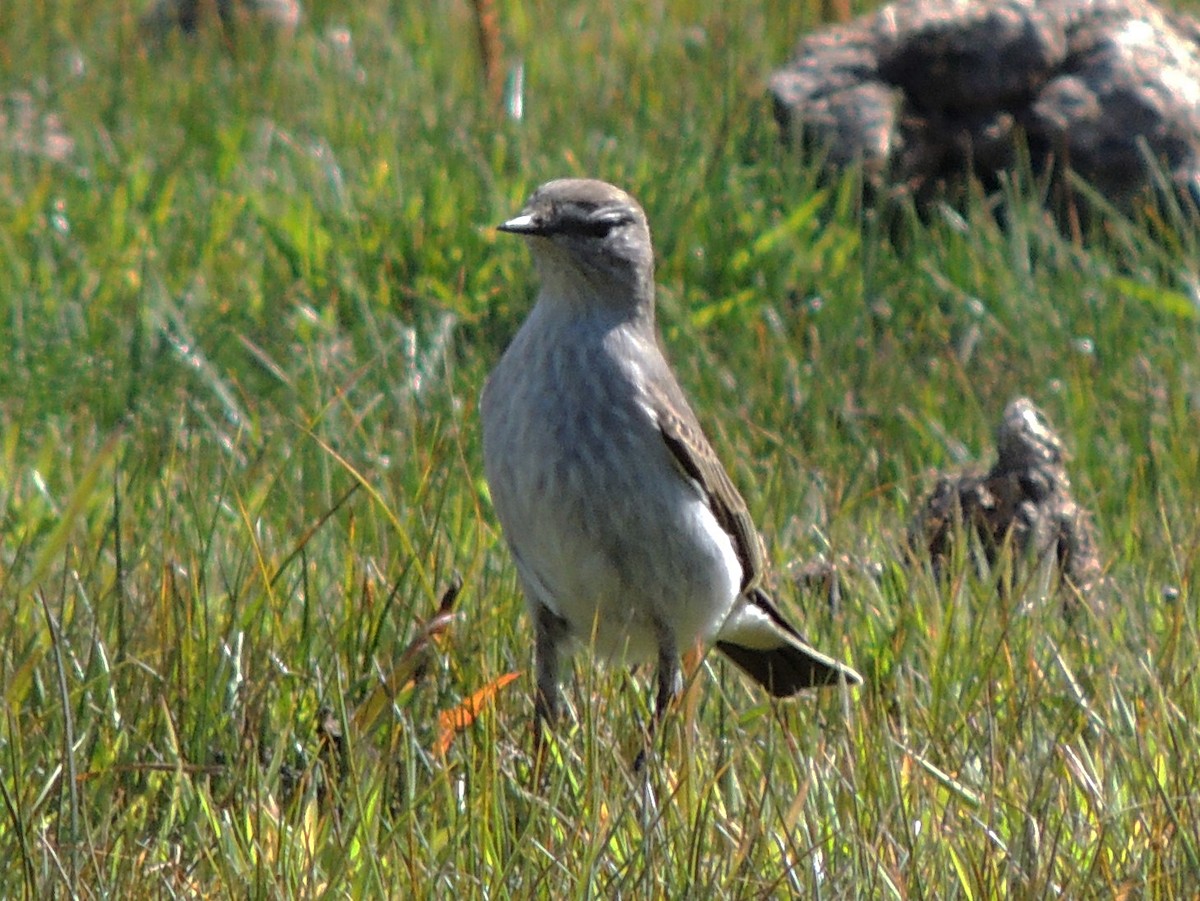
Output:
482 316 741 658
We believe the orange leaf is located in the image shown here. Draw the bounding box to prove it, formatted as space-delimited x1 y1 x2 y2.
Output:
433 671 522 756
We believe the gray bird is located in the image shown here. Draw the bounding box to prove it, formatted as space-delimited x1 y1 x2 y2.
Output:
481 178 862 726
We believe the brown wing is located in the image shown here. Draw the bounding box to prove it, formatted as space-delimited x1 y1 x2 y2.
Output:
650 392 766 593
648 379 864 692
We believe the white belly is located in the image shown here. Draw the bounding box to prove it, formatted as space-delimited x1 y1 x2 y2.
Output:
523 479 742 663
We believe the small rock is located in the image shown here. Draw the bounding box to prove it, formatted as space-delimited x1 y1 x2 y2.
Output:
140 0 301 40
910 397 1102 603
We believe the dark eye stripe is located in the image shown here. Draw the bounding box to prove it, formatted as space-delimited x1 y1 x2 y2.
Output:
552 207 632 238
565 218 619 238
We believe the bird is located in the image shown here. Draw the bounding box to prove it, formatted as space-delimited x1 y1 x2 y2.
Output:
481 178 862 728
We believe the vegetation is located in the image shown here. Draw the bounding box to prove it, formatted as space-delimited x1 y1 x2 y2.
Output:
1 0 1197 896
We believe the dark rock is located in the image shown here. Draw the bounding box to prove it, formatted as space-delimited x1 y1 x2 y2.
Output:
896 108 1019 195
140 0 301 40
875 0 1066 113
773 77 903 174
769 25 902 176
774 23 881 99
1025 13 1200 204
770 0 1200 213
910 397 1102 603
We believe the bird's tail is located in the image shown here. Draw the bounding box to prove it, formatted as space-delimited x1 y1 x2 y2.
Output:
716 587 862 696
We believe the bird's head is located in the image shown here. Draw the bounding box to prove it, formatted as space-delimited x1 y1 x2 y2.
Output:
499 179 655 312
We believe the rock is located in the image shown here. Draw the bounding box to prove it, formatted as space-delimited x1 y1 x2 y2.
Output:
774 23 881 99
140 0 301 40
874 0 1066 113
909 397 1102 603
770 0 1200 213
772 77 902 174
769 25 902 176
1025 14 1200 205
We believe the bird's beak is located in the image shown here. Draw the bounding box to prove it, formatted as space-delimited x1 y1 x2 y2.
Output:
497 213 543 235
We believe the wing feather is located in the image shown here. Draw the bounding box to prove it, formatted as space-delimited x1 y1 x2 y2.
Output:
648 387 765 593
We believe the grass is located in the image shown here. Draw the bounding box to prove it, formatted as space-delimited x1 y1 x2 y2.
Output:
1 0 1199 896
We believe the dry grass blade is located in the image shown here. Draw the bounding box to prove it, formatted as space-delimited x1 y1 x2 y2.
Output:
353 575 463 734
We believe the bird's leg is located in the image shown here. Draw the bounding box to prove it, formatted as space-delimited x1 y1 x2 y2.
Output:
634 621 681 773
532 602 568 728
654 634 682 726
529 603 571 782
651 619 682 733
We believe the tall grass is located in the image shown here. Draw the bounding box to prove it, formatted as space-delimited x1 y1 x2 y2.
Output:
1 0 1198 896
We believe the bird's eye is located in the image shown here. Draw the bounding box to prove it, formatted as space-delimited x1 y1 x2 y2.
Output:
559 209 629 238
577 219 620 238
